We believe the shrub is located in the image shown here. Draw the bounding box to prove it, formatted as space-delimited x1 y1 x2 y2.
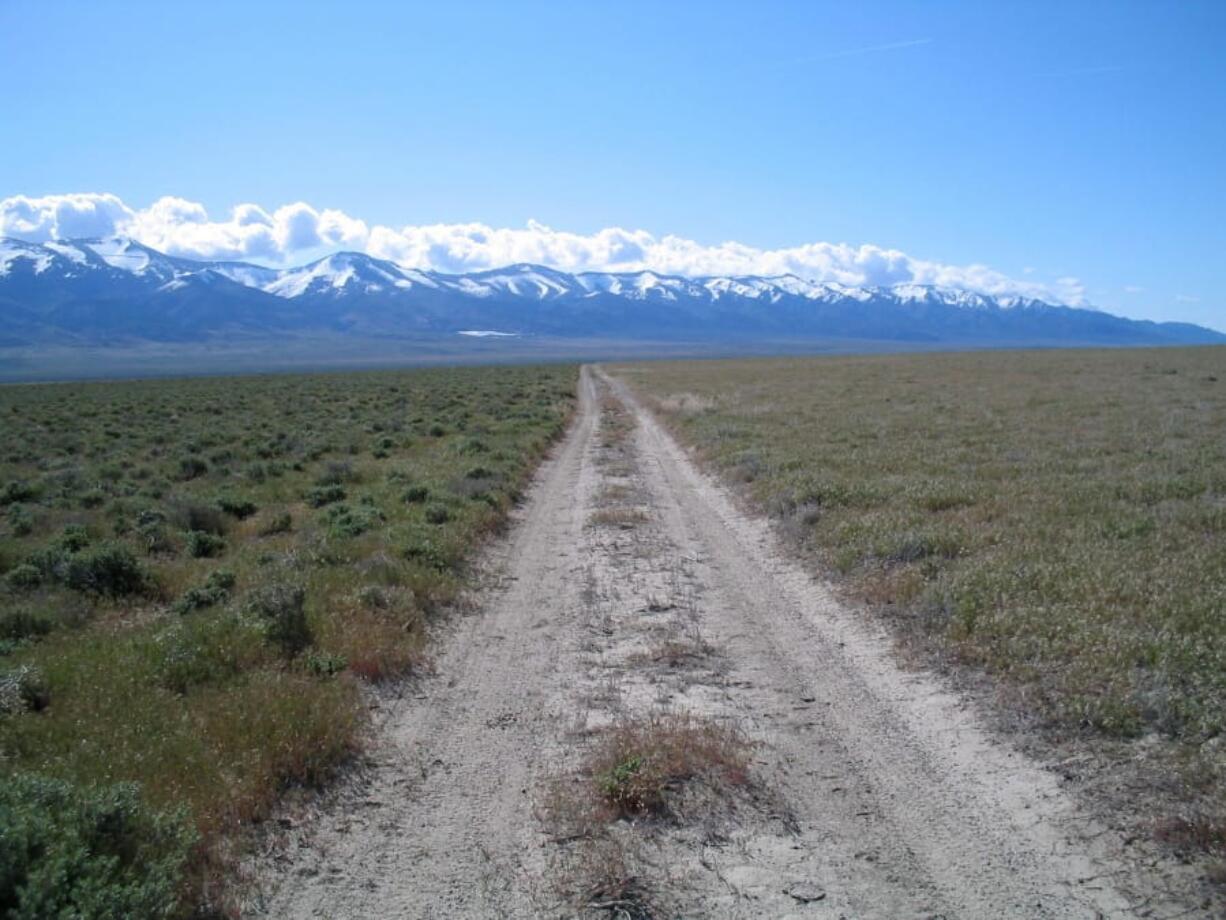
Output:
79 488 107 509
167 501 227 536
306 484 346 508
185 530 226 559
176 456 208 480
154 611 261 693
324 503 384 539
0 664 50 714
305 651 348 678
216 495 258 519
402 485 429 504
4 564 43 591
315 460 356 486
54 524 91 553
0 609 54 643
0 480 38 506
247 582 312 657
137 523 175 556
63 543 146 597
424 504 451 525
0 773 195 919
171 570 236 615
402 535 455 572
455 437 489 455
7 504 34 536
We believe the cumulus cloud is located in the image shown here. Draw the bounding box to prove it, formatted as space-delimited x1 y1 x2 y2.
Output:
0 192 1084 304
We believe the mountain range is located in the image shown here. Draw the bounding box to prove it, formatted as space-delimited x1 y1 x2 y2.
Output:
0 236 1221 350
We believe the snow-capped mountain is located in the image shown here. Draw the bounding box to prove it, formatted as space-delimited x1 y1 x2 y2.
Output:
0 236 1220 348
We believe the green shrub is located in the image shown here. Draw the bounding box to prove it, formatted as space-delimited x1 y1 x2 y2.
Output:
154 611 260 693
4 564 42 591
315 460 355 486
0 480 38 506
176 456 208 480
305 651 347 678
7 504 33 537
0 609 54 643
402 535 455 572
63 543 146 597
0 773 195 919
455 437 489 455
54 524 91 553
79 488 107 509
0 664 50 714
167 501 227 536
216 495 258 519
247 582 312 657
324 503 384 539
306 485 346 508
185 530 226 559
424 504 451 525
171 570 236 615
402 485 429 504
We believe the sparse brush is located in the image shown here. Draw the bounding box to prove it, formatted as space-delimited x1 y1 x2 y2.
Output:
0 362 577 914
616 346 1226 856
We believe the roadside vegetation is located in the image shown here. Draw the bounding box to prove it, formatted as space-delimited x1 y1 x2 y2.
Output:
0 363 575 914
613 347 1226 862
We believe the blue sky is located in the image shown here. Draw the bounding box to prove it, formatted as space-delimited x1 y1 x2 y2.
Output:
1 0 1223 328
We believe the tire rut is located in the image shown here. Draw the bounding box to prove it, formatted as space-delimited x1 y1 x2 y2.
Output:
252 366 1203 919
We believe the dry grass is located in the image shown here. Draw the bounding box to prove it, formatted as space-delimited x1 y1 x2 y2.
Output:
0 363 576 913
628 636 715 669
542 712 751 917
588 508 650 529
614 346 1226 854
548 712 752 827
599 484 635 503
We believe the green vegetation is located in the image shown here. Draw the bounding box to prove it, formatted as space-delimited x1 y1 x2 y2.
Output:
616 348 1225 843
0 363 575 913
589 714 751 819
0 773 196 919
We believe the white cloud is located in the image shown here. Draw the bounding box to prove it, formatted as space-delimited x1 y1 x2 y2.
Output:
0 192 134 241
0 192 1085 304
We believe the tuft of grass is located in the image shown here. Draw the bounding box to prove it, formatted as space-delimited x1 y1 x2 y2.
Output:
588 507 650 529
586 713 751 820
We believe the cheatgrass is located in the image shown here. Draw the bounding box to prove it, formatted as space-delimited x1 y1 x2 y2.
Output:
612 347 1226 846
0 362 575 912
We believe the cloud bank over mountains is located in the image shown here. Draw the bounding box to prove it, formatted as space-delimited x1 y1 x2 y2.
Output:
0 192 1086 305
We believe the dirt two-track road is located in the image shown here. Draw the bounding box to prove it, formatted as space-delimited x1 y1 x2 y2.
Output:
253 367 1199 919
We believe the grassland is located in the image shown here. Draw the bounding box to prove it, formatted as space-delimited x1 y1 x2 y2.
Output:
0 363 575 913
613 347 1226 855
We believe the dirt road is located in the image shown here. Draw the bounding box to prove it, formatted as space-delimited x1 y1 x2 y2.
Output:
252 366 1196 918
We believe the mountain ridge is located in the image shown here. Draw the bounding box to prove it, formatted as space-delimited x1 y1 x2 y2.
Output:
1 236 1221 348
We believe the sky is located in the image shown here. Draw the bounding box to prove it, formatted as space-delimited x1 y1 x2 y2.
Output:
1 0 1223 328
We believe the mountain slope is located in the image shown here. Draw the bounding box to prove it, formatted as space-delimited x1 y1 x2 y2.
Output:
0 236 1220 347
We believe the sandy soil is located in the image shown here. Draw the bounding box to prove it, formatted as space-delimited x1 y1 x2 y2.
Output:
249 366 1207 919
